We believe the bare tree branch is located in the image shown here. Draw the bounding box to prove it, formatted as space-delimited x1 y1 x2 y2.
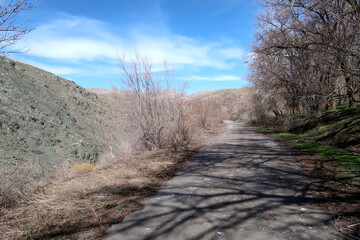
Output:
0 0 38 55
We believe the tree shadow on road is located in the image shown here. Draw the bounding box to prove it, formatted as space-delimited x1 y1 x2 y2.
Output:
105 125 360 240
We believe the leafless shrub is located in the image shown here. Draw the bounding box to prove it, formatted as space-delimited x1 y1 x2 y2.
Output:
231 89 253 122
115 54 191 152
0 159 45 207
190 99 223 130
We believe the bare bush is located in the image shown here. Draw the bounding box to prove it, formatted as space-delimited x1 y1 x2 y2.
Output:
190 99 223 130
231 88 253 122
190 100 213 129
115 54 191 152
0 159 45 207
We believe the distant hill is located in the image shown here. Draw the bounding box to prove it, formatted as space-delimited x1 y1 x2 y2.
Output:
88 87 250 121
90 87 248 100
0 58 122 173
88 88 117 95
189 87 251 120
188 90 213 99
189 88 249 100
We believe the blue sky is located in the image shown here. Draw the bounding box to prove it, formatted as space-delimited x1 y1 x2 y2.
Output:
11 0 262 94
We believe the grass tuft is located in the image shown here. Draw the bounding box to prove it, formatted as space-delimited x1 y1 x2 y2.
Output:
71 162 95 176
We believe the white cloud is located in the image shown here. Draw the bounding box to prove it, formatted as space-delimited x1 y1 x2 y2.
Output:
218 48 246 59
18 15 246 67
133 33 226 68
36 64 77 75
19 16 122 61
27 38 119 61
184 75 242 81
14 14 249 85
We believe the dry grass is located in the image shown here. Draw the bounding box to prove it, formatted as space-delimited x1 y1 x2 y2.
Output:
0 152 173 239
71 162 95 176
0 127 220 240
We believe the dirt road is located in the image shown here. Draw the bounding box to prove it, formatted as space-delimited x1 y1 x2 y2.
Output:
104 121 346 240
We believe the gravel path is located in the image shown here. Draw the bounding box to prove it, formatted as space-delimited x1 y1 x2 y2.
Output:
104 121 345 240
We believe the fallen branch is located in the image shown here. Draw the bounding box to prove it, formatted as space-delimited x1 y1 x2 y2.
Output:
345 222 360 229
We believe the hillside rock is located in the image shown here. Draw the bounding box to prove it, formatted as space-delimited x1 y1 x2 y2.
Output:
0 58 122 172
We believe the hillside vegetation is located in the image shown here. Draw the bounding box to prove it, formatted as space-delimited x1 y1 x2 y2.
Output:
88 87 248 137
255 102 360 174
0 57 249 239
291 103 360 155
254 103 360 232
0 58 123 205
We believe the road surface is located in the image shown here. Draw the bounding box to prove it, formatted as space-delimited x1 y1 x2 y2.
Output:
105 121 346 240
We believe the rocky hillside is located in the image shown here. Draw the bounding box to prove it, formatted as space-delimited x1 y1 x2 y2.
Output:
0 58 122 174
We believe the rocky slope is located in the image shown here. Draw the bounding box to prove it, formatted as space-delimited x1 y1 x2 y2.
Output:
0 58 122 174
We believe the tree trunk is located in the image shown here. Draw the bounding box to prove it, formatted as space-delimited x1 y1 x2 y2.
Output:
346 76 357 109
330 101 337 110
349 94 356 108
273 108 282 116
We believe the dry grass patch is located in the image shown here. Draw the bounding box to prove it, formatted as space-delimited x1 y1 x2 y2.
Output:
0 148 200 240
71 162 95 176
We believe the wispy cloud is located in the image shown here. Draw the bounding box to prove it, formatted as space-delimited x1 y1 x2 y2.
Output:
184 75 243 81
17 14 246 71
19 15 122 61
218 48 245 59
32 62 78 75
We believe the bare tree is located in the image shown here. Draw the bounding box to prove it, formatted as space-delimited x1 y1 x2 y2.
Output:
0 0 37 55
116 54 191 152
249 0 360 120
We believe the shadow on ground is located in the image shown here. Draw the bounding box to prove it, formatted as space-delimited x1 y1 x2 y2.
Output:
105 123 359 240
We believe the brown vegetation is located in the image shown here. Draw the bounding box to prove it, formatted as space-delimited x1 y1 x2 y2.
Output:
0 53 232 239
115 54 192 152
71 162 95 176
0 159 45 207
0 131 217 240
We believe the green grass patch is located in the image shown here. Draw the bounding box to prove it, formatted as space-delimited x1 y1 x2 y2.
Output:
274 132 297 139
301 113 360 145
115 206 123 212
295 142 360 174
253 124 360 178
327 101 360 112
253 126 278 134
78 210 88 218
